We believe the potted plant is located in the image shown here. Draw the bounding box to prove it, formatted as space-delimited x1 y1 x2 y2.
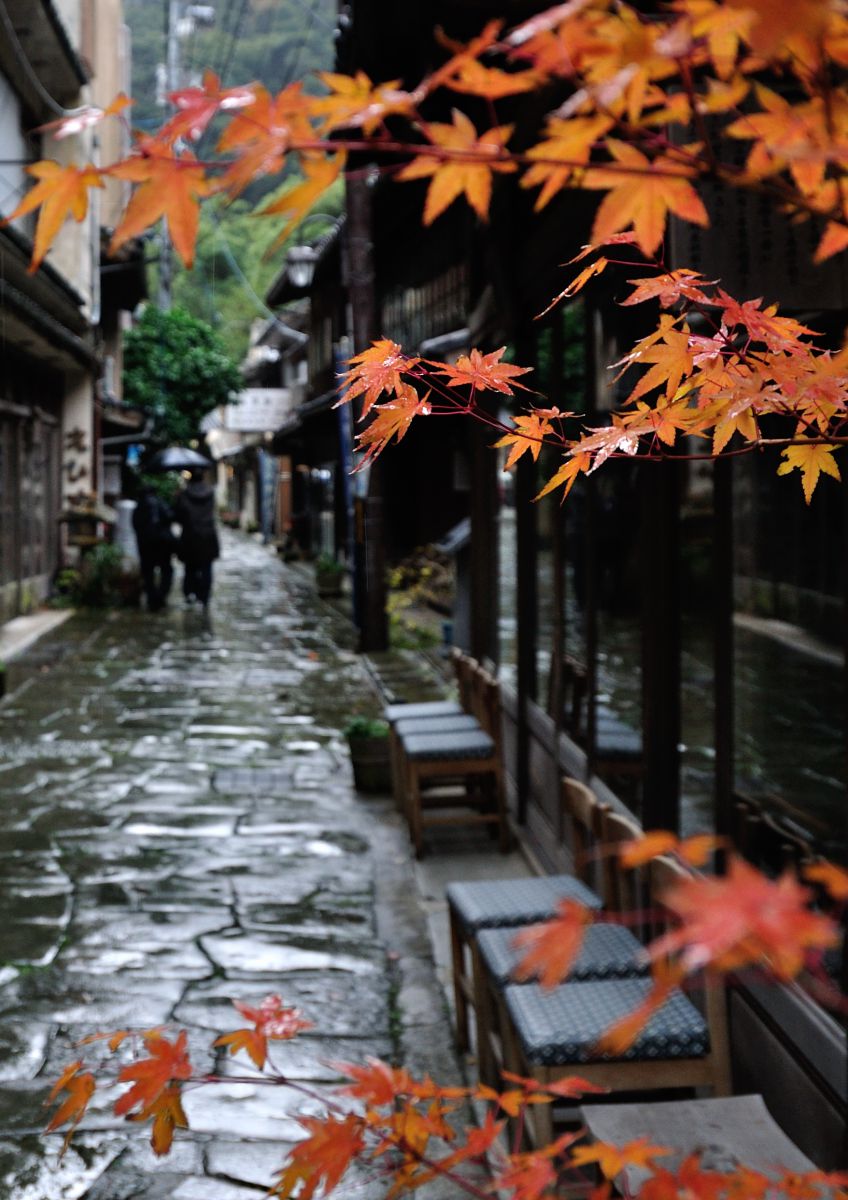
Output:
315 553 345 597
344 716 391 793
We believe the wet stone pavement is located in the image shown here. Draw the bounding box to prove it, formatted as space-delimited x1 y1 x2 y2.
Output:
0 533 465 1199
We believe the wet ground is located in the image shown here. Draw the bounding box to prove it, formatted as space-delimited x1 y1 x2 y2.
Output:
0 533 465 1199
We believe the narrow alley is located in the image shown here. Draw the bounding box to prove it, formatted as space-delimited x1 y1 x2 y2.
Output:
0 533 463 1199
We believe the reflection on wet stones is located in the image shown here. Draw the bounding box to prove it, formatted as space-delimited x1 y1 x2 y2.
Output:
0 534 455 1199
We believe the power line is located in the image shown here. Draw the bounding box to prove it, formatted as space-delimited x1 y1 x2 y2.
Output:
218 0 249 84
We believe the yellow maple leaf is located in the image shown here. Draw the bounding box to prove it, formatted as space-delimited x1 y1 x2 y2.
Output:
396 110 515 224
536 451 592 500
777 441 841 503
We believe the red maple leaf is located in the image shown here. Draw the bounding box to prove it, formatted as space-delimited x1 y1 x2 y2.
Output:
338 338 418 416
215 994 312 1069
114 1031 192 1119
333 1057 415 1107
159 70 256 143
273 1113 366 1199
512 899 592 988
649 857 840 978
354 384 432 467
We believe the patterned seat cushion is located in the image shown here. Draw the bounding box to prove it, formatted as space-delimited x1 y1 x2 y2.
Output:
385 700 463 723
401 729 495 762
447 875 602 934
504 977 709 1065
476 922 646 986
394 713 481 737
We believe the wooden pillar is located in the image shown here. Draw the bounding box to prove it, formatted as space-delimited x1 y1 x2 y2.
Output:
584 471 598 778
512 325 539 825
345 169 388 651
515 449 538 825
547 314 567 723
714 456 735 843
470 421 499 665
640 461 682 830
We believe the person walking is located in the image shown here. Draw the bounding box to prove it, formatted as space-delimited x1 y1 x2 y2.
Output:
132 484 175 612
173 467 220 608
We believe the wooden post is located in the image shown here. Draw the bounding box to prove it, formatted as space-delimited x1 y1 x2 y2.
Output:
714 456 735 845
516 448 538 825
470 420 499 665
641 461 682 830
345 168 388 651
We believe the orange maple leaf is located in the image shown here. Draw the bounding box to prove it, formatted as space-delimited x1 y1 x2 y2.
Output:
142 1083 189 1157
650 857 840 978
396 110 516 224
339 338 417 417
621 316 695 404
1 160 104 273
494 411 554 469
594 974 679 1056
214 994 312 1069
584 141 708 256
571 1137 672 1180
355 384 431 467
814 221 848 264
114 1031 192 1119
447 60 541 99
540 256 609 315
536 451 592 500
109 139 208 268
620 830 679 868
777 441 841 504
433 346 532 395
257 153 346 254
216 84 314 197
45 1060 96 1156
159 70 256 143
803 860 848 901
512 899 592 988
273 1113 366 1198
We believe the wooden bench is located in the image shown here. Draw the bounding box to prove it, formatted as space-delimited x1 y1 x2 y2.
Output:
582 1095 817 1194
500 854 731 1146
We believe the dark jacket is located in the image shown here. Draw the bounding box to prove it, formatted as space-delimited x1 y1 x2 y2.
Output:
173 481 220 565
133 490 174 557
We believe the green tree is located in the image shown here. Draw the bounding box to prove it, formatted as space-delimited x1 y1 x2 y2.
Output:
123 305 241 445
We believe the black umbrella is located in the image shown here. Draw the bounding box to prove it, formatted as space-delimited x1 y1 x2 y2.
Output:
145 447 213 473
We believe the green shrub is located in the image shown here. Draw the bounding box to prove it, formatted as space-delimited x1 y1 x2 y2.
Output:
343 716 389 740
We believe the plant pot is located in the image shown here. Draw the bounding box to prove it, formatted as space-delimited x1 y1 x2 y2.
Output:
346 734 391 793
316 571 343 597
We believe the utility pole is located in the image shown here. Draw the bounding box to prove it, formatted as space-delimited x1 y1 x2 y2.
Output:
158 2 215 311
158 0 180 310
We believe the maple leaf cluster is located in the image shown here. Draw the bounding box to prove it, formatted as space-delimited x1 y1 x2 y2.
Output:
9 3 848 497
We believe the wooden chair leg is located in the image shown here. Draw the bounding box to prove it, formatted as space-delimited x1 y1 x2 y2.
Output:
705 971 732 1096
450 909 470 1054
389 727 404 812
408 763 425 858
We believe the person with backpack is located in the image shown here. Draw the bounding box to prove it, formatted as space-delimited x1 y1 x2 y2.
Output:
132 483 175 612
173 468 220 609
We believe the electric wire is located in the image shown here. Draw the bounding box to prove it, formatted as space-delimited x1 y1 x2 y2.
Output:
0 0 90 119
218 0 251 85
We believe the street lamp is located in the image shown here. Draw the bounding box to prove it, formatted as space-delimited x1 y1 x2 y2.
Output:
282 213 341 292
285 245 319 290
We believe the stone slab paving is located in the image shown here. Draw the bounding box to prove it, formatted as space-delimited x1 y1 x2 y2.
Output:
0 533 469 1199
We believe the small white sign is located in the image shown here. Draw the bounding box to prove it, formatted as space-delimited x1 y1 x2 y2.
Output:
223 388 294 432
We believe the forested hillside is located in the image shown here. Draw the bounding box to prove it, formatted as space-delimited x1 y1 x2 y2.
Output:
124 0 337 358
